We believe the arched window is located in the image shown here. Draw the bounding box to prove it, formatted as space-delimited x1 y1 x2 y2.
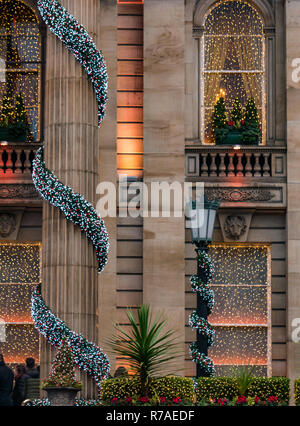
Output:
201 0 265 144
0 0 41 142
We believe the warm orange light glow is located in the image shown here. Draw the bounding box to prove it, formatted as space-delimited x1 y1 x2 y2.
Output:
117 1 144 3
117 139 143 154
213 358 267 365
117 1 143 179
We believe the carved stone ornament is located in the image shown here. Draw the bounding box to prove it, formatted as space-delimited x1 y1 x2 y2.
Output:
0 184 40 199
0 213 16 238
224 215 247 240
206 188 275 203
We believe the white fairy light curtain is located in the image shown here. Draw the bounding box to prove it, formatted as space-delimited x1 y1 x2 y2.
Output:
207 244 271 376
0 243 40 364
201 0 265 144
0 0 41 142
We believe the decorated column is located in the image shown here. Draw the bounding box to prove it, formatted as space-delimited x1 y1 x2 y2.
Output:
39 0 105 397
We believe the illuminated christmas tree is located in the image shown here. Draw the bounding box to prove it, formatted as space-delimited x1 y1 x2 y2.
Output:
15 93 27 124
244 98 259 129
0 93 15 126
42 337 82 389
15 93 33 141
231 97 243 126
212 97 227 129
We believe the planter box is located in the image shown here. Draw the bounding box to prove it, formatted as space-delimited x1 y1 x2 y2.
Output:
215 129 259 146
0 125 26 143
44 387 79 406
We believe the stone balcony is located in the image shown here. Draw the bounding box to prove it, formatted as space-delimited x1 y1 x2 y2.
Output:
186 145 287 209
0 143 42 205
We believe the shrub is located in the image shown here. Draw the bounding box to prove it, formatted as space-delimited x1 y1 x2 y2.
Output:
101 376 194 402
195 377 238 401
195 377 290 404
247 377 290 404
295 379 300 405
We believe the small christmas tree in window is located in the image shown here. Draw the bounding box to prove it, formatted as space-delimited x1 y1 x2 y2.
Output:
231 97 243 127
42 337 82 390
15 94 27 124
244 98 259 129
212 97 228 144
15 93 33 142
0 93 15 127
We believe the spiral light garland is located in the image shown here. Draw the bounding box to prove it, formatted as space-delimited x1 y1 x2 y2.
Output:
37 0 108 127
31 0 110 389
189 251 215 376
31 285 110 390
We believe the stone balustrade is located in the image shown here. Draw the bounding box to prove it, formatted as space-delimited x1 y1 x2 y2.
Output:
0 143 41 176
186 146 286 180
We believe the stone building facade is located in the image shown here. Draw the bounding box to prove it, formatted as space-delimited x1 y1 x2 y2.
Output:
0 0 299 397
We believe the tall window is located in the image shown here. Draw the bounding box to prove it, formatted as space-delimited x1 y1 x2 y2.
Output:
201 0 265 144
0 0 41 142
208 244 271 376
0 243 40 365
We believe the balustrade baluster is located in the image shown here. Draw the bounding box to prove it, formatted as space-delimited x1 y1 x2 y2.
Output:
254 153 261 176
219 153 226 177
14 148 23 174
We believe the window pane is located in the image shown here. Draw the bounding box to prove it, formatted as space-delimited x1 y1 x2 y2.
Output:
0 284 35 323
0 324 39 365
204 36 264 71
205 245 271 376
0 243 40 365
205 1 263 35
0 0 41 142
210 285 268 325
202 0 265 144
0 244 40 284
209 245 268 285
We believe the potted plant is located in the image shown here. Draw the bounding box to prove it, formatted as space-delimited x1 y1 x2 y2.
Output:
212 97 260 146
42 337 82 406
108 304 182 398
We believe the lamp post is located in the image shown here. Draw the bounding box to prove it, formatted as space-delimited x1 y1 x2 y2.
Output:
187 197 219 378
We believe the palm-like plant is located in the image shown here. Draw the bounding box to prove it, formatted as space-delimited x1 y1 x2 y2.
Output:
108 304 182 396
231 365 255 396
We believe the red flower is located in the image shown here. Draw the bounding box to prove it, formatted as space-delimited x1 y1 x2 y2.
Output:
111 397 118 402
228 121 234 126
241 120 245 125
125 397 132 403
173 397 181 404
139 396 149 403
160 397 166 403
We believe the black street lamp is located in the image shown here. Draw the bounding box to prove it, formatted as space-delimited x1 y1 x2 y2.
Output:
187 197 219 378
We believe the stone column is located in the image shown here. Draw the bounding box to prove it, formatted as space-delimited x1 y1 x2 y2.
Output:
41 0 100 398
286 0 300 398
143 0 186 374
98 0 117 374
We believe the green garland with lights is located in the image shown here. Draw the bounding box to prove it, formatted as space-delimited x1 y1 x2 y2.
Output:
189 251 215 376
37 0 108 126
31 285 110 392
31 0 111 392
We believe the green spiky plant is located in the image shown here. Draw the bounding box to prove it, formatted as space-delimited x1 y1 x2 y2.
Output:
231 365 255 396
108 305 182 396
